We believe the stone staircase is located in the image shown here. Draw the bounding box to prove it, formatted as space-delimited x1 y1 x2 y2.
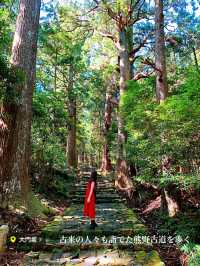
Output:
21 172 164 266
71 175 126 204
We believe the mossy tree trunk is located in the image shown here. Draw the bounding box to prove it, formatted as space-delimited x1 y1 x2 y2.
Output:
66 64 77 169
0 0 41 207
101 90 114 172
155 0 180 216
155 0 168 102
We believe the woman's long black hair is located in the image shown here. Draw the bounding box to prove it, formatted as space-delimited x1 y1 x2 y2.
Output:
90 169 97 183
90 170 97 198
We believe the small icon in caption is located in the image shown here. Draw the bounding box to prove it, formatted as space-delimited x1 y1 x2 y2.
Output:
10 236 17 243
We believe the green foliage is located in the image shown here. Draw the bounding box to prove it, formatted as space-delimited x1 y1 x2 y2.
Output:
156 212 199 242
152 209 200 266
121 78 159 175
0 56 23 104
0 1 14 53
35 3 97 171
32 90 68 171
51 173 74 197
121 68 200 184
181 244 200 266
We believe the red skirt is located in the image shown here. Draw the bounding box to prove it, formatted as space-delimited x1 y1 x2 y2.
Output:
83 181 96 219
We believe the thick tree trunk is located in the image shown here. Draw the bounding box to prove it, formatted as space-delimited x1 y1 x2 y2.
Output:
155 0 168 102
155 0 179 215
118 28 130 159
0 104 18 207
67 98 77 168
116 27 133 193
66 65 77 169
0 0 41 207
101 93 113 172
54 47 58 92
127 25 134 78
101 143 112 172
192 46 199 73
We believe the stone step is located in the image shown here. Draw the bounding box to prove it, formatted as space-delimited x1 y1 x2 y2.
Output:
22 248 164 266
73 186 116 193
71 193 118 198
20 177 164 266
72 186 116 191
71 191 117 196
75 179 114 183
73 188 115 193
71 199 124 204
71 199 126 204
76 176 114 181
72 194 121 199
41 203 147 243
74 184 115 189
25 241 152 252
74 180 114 184
71 189 117 194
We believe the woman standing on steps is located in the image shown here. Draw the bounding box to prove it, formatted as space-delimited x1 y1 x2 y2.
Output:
83 170 98 229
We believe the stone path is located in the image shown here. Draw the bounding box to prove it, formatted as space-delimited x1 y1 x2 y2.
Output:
22 173 164 266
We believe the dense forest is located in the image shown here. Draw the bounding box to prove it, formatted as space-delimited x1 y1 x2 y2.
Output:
0 0 200 265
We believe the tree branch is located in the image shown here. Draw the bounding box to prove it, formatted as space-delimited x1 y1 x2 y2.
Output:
141 58 162 73
133 70 154 81
132 0 142 10
99 31 116 41
129 35 148 58
101 0 119 22
128 0 145 26
98 31 121 50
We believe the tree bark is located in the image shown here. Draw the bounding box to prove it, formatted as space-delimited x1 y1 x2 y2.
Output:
118 28 130 159
192 46 199 73
67 98 77 168
66 65 77 169
101 143 112 172
0 0 41 207
94 1 142 191
160 156 180 216
155 0 168 102
116 27 133 193
155 0 179 216
101 92 113 172
54 46 58 92
0 104 18 207
127 25 134 78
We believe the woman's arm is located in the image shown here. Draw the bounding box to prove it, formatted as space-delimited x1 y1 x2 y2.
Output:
87 181 95 203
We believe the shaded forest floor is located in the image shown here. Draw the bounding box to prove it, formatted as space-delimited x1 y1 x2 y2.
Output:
0 195 67 265
135 197 188 266
125 182 200 266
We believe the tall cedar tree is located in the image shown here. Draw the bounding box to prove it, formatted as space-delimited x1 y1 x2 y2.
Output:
66 64 77 169
95 1 147 192
155 0 179 217
0 0 41 207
